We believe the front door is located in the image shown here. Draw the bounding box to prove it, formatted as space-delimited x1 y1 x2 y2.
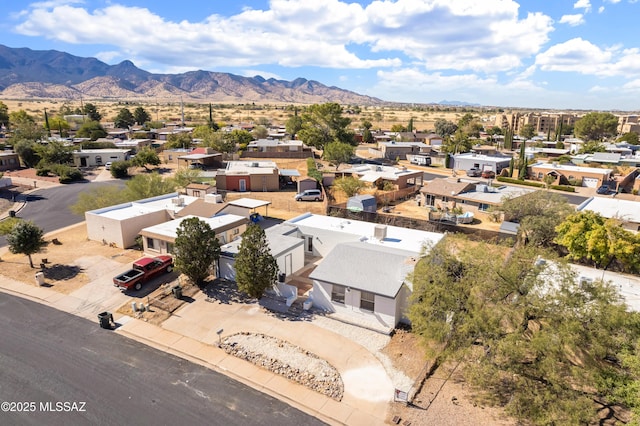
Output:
239 179 246 192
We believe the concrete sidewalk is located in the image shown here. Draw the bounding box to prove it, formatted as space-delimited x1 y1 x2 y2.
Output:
0 274 392 426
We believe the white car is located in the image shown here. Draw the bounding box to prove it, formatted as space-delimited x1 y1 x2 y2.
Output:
105 162 112 170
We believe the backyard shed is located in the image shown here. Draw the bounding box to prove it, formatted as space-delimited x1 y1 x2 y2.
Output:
347 194 377 213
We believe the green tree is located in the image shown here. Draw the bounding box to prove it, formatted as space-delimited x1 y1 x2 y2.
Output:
173 217 221 286
434 119 457 138
618 131 639 144
361 120 374 144
13 139 41 168
297 103 354 150
0 101 8 128
83 103 102 122
114 108 135 129
225 129 254 150
443 129 472 154
409 238 640 425
519 123 536 140
76 120 107 140
70 185 130 215
234 224 278 299
9 110 35 127
49 116 71 137
285 112 303 137
33 140 74 166
323 141 354 170
123 173 177 200
165 133 193 149
131 147 160 170
574 112 618 141
171 168 203 188
252 125 268 140
6 221 46 268
133 106 151 126
0 217 21 235
390 124 405 133
555 211 640 271
499 190 573 247
110 160 131 178
332 176 366 198
579 140 606 154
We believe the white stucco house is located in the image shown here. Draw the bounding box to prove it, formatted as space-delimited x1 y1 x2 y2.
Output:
85 193 199 248
72 149 132 167
282 213 444 333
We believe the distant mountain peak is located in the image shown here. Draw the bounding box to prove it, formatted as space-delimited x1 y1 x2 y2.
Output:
0 44 383 105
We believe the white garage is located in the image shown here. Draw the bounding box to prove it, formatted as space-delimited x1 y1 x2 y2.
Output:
582 177 599 188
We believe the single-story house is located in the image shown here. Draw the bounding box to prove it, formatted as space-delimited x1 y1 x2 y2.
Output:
72 149 131 167
85 193 199 248
216 161 280 192
378 141 430 160
185 183 216 198
177 147 223 169
452 152 513 174
113 139 154 152
218 223 305 282
420 178 535 212
284 213 444 333
577 197 640 233
139 214 248 255
338 164 424 190
529 162 613 188
0 151 20 171
246 139 305 153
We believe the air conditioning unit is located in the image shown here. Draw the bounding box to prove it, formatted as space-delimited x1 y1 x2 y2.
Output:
172 197 184 206
374 224 387 240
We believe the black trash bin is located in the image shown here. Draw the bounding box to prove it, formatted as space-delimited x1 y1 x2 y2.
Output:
278 272 286 283
9 210 15 217
98 311 113 329
172 285 182 299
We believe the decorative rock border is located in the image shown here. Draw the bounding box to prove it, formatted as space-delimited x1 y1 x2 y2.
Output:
220 332 344 400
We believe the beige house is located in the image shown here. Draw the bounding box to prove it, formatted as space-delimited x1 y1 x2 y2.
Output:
139 214 248 255
338 164 424 190
529 162 613 188
72 149 131 167
0 152 20 171
85 193 199 248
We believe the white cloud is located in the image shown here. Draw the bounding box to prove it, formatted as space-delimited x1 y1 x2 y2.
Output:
94 50 122 63
598 6 605 12
559 14 585 26
13 0 553 75
573 0 592 11
536 38 640 77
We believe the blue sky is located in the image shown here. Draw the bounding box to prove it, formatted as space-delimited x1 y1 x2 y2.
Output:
2 0 640 110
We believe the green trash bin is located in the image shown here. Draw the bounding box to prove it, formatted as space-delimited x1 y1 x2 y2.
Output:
172 285 182 299
98 311 113 329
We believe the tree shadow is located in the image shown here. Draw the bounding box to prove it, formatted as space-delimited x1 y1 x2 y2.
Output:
42 264 83 281
203 278 255 305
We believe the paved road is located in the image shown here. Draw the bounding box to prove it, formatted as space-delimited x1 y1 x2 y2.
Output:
0 181 124 247
0 293 326 426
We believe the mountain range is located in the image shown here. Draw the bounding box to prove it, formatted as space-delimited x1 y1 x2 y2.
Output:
0 45 383 105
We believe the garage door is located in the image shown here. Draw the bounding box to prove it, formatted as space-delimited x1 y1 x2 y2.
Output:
582 177 599 188
218 257 236 281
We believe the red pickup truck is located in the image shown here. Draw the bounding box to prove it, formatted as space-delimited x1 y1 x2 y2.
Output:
113 256 174 291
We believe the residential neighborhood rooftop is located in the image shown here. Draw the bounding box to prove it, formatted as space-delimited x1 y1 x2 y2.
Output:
577 197 640 224
140 214 247 241
88 193 199 220
532 162 613 176
285 213 443 254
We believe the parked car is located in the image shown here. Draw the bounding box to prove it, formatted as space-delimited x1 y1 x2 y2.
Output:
113 255 174 291
466 168 481 177
295 189 323 202
189 163 204 169
596 185 611 195
481 170 496 179
105 162 112 170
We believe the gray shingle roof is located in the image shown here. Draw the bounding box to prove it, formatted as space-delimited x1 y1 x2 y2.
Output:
309 242 417 298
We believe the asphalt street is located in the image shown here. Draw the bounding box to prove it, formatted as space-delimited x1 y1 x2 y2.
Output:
0 181 124 247
0 293 326 426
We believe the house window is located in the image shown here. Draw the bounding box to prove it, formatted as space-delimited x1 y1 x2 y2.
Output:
147 237 155 250
537 172 543 179
360 291 375 311
479 203 489 211
331 286 345 304
192 190 201 197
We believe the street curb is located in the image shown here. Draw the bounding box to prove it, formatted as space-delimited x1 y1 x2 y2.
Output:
114 325 342 426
